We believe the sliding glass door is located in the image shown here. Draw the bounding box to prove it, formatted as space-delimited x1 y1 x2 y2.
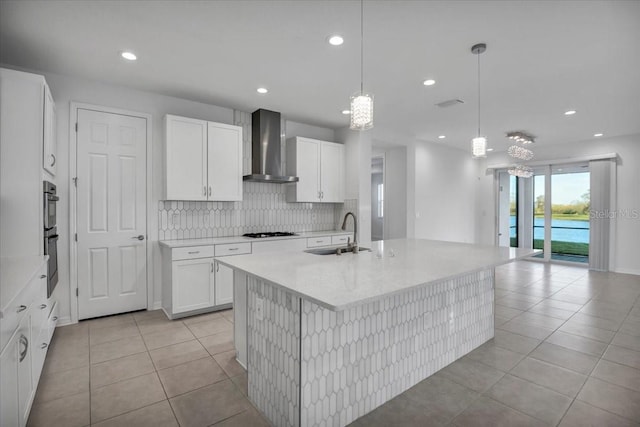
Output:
548 166 590 263
499 163 590 264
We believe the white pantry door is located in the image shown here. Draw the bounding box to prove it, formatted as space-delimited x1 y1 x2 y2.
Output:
76 108 147 319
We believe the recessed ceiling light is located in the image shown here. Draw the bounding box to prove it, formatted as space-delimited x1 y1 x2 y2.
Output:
328 35 344 46
564 110 576 115
438 135 446 139
486 148 494 152
423 79 436 86
594 133 603 137
341 110 351 115
121 51 137 61
257 87 268 94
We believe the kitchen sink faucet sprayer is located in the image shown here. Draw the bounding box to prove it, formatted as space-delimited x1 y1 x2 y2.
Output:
341 212 358 253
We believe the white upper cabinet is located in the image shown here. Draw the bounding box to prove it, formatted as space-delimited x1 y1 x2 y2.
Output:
165 115 208 200
165 115 242 201
286 137 344 203
42 84 56 176
207 122 243 201
319 141 345 203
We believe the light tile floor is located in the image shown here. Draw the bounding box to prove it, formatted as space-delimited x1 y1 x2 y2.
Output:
28 308 268 427
29 261 640 426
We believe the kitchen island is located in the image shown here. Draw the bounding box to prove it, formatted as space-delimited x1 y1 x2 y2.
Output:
218 239 538 427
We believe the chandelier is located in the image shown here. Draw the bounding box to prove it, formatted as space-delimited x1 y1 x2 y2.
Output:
508 164 534 178
350 0 373 130
507 131 535 177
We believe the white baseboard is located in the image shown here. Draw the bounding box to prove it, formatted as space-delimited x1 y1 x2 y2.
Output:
613 267 640 276
152 301 162 310
55 316 74 326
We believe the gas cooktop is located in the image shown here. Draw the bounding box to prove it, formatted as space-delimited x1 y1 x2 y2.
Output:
242 232 298 239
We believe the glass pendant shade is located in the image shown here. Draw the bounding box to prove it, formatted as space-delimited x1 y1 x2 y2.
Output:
350 93 374 130
472 136 487 158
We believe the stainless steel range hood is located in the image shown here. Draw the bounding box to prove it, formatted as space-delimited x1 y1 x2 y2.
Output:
243 109 299 183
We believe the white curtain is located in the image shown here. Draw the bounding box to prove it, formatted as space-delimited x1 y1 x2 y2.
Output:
589 159 616 271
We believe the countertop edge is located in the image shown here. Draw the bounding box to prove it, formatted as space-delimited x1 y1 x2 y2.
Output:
158 230 352 248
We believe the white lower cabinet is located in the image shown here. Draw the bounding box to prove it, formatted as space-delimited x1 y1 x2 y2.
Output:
173 258 215 314
0 335 19 427
161 244 247 319
0 315 32 427
214 262 234 306
0 269 54 427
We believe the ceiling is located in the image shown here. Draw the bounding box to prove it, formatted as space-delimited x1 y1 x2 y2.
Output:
2 0 639 152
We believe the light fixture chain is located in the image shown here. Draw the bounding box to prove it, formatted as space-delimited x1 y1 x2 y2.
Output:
477 50 481 136
360 0 364 94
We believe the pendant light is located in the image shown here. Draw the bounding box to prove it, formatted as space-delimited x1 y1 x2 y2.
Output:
350 0 373 130
471 43 487 157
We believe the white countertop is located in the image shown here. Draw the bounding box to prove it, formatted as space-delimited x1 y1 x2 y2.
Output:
0 255 48 309
217 238 540 311
159 230 351 248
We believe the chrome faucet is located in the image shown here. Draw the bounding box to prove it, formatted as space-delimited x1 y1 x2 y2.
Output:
341 212 358 253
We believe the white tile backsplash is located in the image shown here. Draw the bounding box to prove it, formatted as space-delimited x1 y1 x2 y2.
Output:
158 184 352 240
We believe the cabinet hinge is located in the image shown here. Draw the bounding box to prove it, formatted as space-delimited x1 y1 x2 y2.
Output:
75 122 78 132
74 233 78 242
76 288 79 297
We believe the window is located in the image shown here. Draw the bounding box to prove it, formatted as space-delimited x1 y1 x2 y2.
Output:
377 183 384 218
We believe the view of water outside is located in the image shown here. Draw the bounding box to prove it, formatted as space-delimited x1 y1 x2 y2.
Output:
531 172 590 259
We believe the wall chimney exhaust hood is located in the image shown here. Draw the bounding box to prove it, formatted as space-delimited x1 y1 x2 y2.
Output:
243 109 299 183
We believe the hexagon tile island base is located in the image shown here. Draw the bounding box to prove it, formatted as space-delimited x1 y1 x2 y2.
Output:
246 269 495 427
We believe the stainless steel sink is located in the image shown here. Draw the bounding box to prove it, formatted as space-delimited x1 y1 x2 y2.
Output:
304 247 371 255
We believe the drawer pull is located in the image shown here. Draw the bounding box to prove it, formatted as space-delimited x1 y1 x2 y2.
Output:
40 274 47 279
40 343 48 349
316 240 323 243
188 251 200 254
228 247 239 251
40 304 47 309
17 305 27 313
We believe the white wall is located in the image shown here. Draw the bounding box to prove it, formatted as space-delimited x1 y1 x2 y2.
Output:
410 141 481 243
480 134 640 274
384 146 407 239
7 66 338 324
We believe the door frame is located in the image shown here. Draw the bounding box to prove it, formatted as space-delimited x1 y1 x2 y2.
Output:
69 102 153 324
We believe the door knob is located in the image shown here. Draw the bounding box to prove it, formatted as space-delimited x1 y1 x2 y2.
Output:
132 235 145 241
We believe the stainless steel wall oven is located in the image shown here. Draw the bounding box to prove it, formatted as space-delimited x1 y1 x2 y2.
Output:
43 181 59 297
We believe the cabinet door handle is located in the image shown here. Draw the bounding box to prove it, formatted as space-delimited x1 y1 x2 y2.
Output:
40 343 48 349
208 186 212 197
19 335 28 362
50 154 56 167
211 262 214 273
40 304 47 310
204 186 207 196
321 191 324 199
216 262 220 272
17 305 27 313
40 274 47 279
52 316 58 321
